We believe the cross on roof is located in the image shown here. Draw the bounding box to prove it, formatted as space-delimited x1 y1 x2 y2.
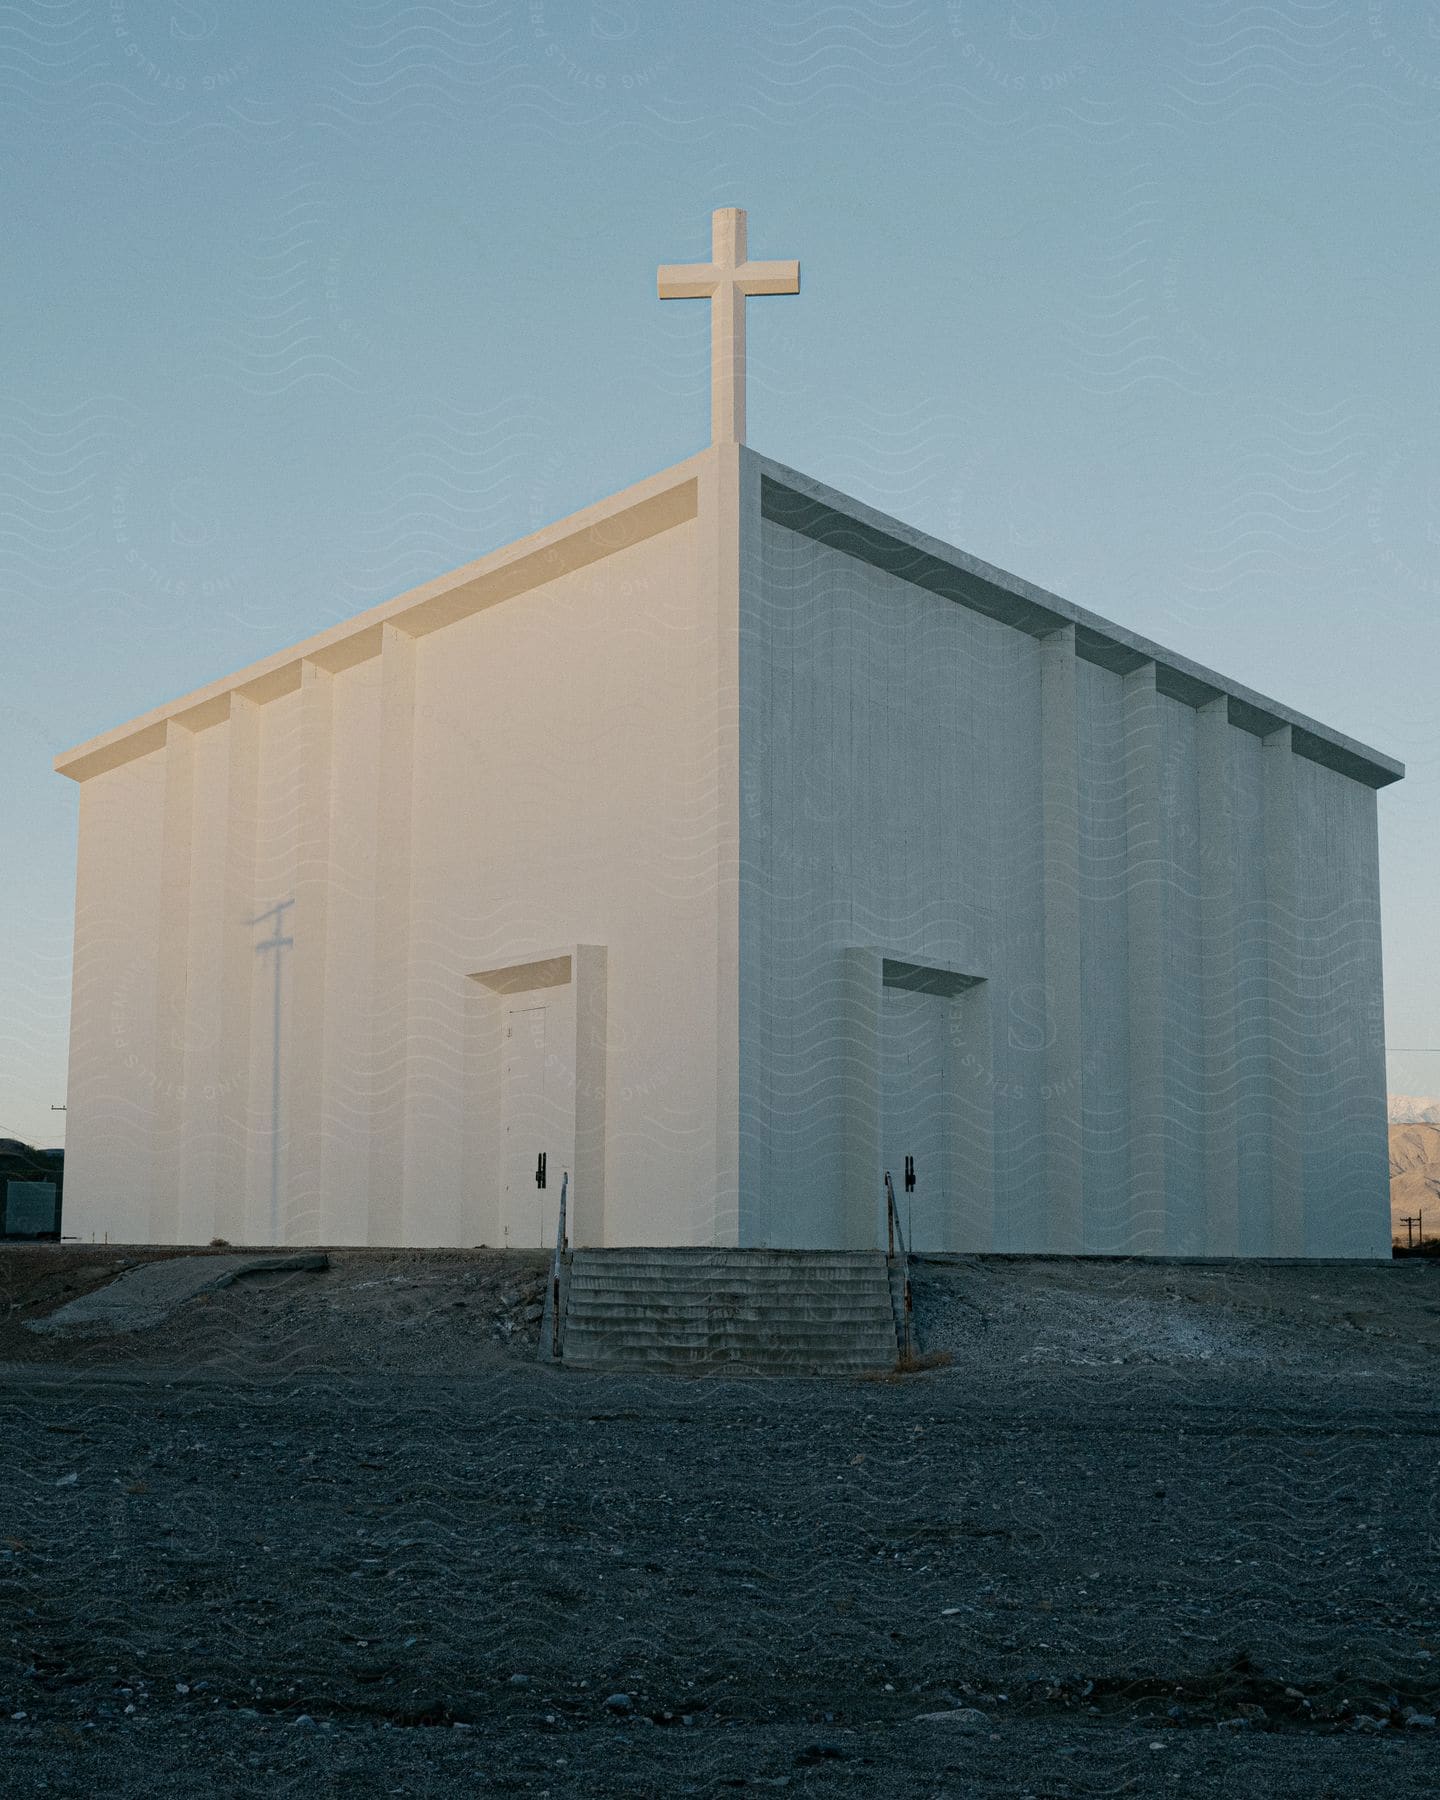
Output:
658 207 799 446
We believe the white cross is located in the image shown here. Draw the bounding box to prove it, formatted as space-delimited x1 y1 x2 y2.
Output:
658 207 799 446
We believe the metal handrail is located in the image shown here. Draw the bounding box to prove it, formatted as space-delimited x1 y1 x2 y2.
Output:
884 1169 906 1259
550 1170 569 1360
884 1170 913 1361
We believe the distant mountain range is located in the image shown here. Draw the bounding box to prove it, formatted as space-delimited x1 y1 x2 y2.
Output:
1390 1121 1440 1244
1389 1096 1440 1124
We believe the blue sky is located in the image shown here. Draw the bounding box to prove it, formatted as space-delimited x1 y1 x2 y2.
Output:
5 2 1439 1145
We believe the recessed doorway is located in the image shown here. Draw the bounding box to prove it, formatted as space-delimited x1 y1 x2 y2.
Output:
881 984 950 1252
468 945 608 1249
499 982 575 1250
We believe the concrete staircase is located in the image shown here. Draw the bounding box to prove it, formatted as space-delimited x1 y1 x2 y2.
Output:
550 1248 903 1375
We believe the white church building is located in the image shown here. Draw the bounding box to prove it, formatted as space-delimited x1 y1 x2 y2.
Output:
56 210 1402 1258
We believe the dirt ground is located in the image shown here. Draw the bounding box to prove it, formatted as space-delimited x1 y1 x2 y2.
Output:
1 1246 1437 1798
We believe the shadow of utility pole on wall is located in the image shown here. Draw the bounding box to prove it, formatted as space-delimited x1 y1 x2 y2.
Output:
250 898 294 1244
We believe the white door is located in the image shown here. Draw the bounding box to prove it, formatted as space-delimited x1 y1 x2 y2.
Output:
881 986 950 1252
502 1004 550 1247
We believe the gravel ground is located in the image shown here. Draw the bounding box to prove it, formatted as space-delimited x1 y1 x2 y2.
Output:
1 1248 1437 1797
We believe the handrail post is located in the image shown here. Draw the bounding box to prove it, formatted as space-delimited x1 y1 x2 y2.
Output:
550 1170 569 1360
884 1170 912 1363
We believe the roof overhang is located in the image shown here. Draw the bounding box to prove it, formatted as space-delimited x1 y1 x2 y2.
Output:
753 454 1404 791
56 442 1403 794
55 453 704 783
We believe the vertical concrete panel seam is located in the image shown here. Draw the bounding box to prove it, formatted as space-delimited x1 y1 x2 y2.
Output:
370 623 416 1246
574 944 608 1248
951 979 996 1251
1264 726 1305 1256
841 948 883 1248
1197 699 1240 1255
216 696 259 1246
1040 625 1084 1252
1123 662 1167 1254
151 721 196 1244
289 659 334 1245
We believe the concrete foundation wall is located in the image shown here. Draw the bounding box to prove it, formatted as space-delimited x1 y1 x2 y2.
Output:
741 494 1391 1257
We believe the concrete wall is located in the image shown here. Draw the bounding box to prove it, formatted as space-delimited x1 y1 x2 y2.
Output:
60 445 1393 1257
62 502 727 1248
63 754 166 1246
740 480 1391 1257
738 506 1045 1249
1292 752 1390 1255
401 518 720 1247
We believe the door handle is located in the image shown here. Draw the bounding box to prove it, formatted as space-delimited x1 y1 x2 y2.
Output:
535 1151 547 1191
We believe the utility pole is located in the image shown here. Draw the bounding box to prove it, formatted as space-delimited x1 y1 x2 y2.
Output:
1400 1214 1419 1250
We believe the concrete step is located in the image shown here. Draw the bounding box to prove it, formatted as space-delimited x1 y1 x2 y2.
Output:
564 1293 893 1318
564 1322 896 1345
566 1261 886 1279
561 1288 900 1317
566 1271 886 1293
562 1343 895 1374
568 1251 885 1269
563 1249 885 1264
570 1246 883 1258
563 1294 896 1317
554 1248 904 1375
571 1258 884 1267
566 1328 895 1348
563 1360 891 1378
568 1283 888 1297
565 1260 882 1274
562 1323 899 1352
